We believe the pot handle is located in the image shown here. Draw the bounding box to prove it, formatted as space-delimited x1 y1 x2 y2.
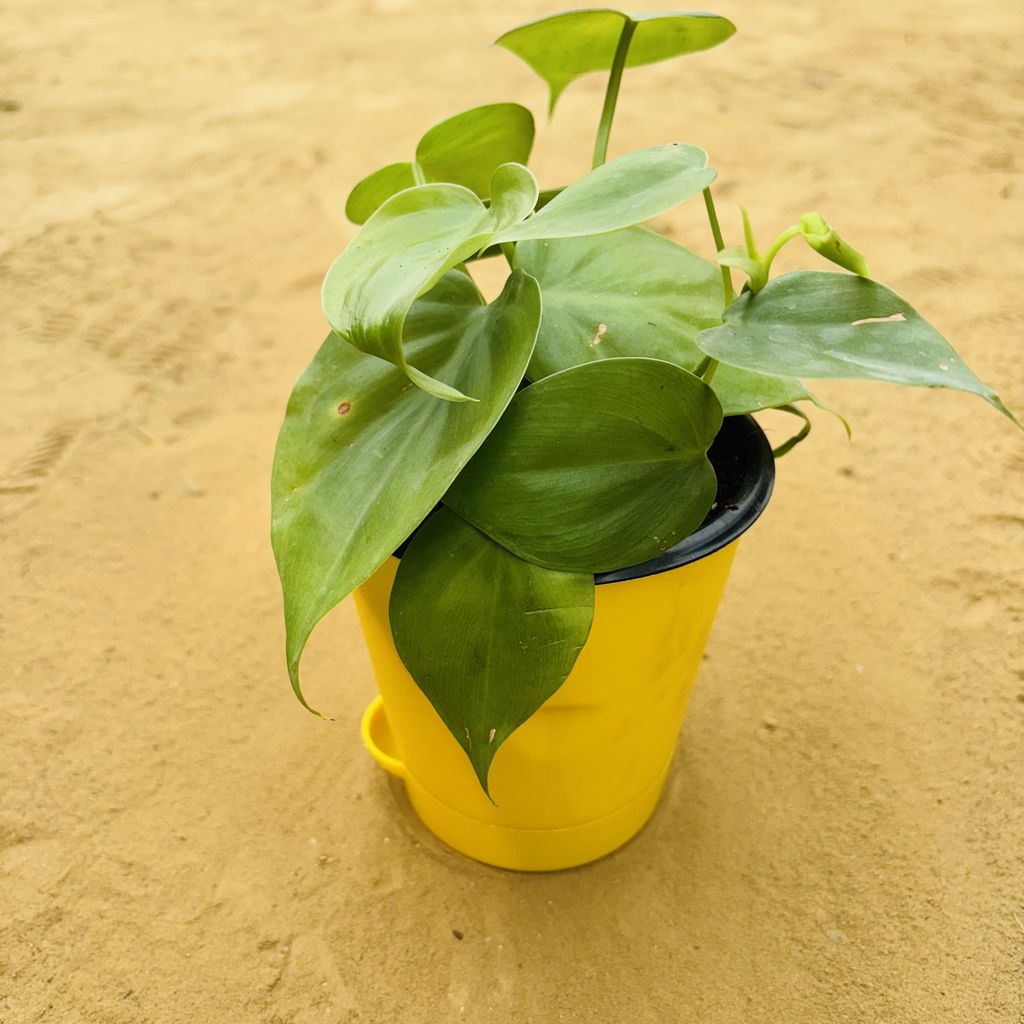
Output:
360 695 407 779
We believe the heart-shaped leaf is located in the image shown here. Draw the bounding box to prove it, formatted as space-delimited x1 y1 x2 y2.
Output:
273 269 542 713
390 508 595 796
323 169 537 401
514 227 819 416
497 144 715 242
697 271 1018 423
445 357 723 572
345 104 535 224
497 10 736 113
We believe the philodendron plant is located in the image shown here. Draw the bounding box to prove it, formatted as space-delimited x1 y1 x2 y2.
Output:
272 10 1019 796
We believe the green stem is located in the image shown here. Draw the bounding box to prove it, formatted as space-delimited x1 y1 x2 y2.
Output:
591 19 637 169
702 187 735 305
762 224 800 277
500 242 516 270
694 355 720 384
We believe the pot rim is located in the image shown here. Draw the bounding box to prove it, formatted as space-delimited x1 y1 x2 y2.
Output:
594 414 775 586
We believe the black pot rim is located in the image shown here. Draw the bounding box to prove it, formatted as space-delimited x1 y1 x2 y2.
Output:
594 414 775 586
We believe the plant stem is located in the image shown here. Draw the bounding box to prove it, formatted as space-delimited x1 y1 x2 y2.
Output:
694 355 720 383
500 242 516 270
592 19 637 169
761 224 801 277
702 187 735 305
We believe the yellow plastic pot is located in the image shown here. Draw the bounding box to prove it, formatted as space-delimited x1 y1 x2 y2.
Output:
354 416 774 871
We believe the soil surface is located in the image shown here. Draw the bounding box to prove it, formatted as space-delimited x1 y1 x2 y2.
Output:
2 1 1022 1022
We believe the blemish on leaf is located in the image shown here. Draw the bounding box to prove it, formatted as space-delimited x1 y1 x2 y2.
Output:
488 728 496 744
938 362 949 371
464 727 472 751
589 323 608 347
337 401 352 415
851 313 906 326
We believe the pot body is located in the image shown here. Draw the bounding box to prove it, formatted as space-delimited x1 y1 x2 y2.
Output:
354 540 738 871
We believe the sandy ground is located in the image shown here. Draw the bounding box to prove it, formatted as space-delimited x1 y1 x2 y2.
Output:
2 0 1023 1021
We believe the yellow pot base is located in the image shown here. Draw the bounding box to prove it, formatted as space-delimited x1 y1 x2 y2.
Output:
363 694 672 871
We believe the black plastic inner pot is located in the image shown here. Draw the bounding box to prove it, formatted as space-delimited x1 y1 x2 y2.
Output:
393 415 775 581
594 414 775 585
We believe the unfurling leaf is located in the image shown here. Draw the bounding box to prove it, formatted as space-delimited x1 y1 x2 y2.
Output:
390 508 595 797
273 270 541 714
798 213 869 276
496 10 735 113
445 357 723 573
697 271 1019 424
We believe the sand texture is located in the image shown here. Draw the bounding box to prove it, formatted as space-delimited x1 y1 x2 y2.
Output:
2 0 1023 1021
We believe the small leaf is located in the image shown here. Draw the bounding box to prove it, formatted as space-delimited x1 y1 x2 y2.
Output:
514 227 817 416
768 404 812 458
390 508 595 796
344 104 535 224
445 357 723 573
345 162 416 225
273 269 542 714
498 144 715 242
697 271 1018 423
717 244 767 292
415 103 535 198
496 10 736 113
798 212 869 276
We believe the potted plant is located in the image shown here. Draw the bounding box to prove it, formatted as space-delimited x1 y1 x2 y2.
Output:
271 9 1018 871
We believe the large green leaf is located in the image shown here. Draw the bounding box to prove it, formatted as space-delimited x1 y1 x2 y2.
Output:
697 271 1018 423
445 357 723 572
390 508 595 796
273 269 542 713
325 146 716 401
322 171 536 401
515 227 819 416
496 10 736 112
497 144 715 242
344 104 535 225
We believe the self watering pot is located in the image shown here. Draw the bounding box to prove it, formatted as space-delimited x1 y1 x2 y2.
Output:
354 415 775 871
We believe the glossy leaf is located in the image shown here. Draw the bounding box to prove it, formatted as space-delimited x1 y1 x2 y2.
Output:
345 104 535 224
322 169 537 400
514 227 818 416
416 103 535 198
273 270 542 713
697 271 1018 422
445 357 723 572
345 162 417 225
497 144 715 242
390 508 595 796
798 213 868 276
496 10 736 113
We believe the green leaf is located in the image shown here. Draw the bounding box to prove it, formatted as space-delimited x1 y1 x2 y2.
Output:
717 244 767 293
445 357 723 573
516 227 722 377
345 162 416 225
497 144 715 242
697 271 1018 423
390 508 595 796
496 10 736 113
415 103 535 198
273 269 542 714
514 227 818 416
798 212 869 276
768 404 812 458
322 168 538 400
344 105 535 224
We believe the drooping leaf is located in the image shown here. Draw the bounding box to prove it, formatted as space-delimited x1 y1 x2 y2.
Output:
389 508 595 796
697 271 1018 423
415 103 535 198
344 105 535 224
322 168 538 400
445 357 723 572
497 144 715 242
273 269 542 713
768 404 812 458
496 10 736 113
798 213 869 276
345 162 417 225
514 227 818 416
